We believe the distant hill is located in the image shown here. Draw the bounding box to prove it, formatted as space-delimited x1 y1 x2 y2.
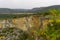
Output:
30 5 60 12
0 8 30 13
0 8 11 13
0 5 60 13
12 9 30 13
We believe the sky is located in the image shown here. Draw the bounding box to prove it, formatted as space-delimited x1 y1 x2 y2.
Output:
0 0 60 9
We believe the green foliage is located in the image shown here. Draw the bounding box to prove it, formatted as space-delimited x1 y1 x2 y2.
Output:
27 9 60 40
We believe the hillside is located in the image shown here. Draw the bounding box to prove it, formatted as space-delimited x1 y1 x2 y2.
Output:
30 5 60 12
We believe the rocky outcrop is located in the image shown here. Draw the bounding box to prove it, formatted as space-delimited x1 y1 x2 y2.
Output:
0 15 49 31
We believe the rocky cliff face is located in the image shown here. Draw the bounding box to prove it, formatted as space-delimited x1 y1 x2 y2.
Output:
12 15 40 30
0 15 49 31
